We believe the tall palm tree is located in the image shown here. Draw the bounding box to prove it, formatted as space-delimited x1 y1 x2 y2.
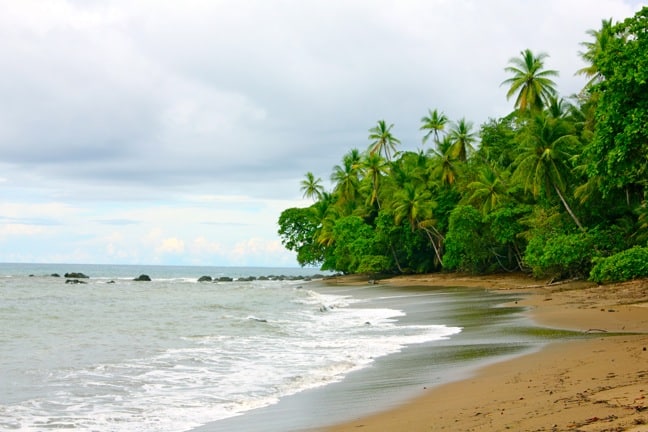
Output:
368 120 401 161
576 18 614 90
501 49 559 113
448 118 476 162
300 172 324 200
512 113 584 230
420 109 448 145
359 151 389 208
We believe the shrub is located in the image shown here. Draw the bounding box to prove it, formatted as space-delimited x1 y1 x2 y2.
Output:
443 206 489 273
523 232 596 279
589 246 648 283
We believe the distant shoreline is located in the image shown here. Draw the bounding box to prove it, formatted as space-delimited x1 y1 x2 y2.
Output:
326 273 648 431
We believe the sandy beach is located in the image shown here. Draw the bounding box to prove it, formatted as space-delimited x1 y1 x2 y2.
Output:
326 274 648 432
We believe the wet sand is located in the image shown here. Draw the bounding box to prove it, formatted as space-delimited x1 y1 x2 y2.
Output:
327 274 648 432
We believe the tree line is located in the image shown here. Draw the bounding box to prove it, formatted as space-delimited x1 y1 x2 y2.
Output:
278 8 648 283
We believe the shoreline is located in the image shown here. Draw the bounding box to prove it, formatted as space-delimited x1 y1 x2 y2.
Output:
326 273 648 431
194 275 550 432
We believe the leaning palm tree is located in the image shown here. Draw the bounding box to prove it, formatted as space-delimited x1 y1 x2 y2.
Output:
512 112 584 230
501 49 559 113
420 109 448 146
300 172 324 200
368 120 401 161
390 182 444 265
447 118 476 162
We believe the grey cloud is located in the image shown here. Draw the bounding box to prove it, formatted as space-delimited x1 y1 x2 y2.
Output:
0 0 642 203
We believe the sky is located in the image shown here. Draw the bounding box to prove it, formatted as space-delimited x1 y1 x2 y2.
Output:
0 0 645 267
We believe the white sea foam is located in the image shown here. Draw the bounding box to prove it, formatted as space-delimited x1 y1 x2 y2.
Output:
0 269 461 432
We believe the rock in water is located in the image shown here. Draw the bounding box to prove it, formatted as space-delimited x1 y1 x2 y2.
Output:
64 272 89 279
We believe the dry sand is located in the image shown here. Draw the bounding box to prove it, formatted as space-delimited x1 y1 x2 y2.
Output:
326 274 648 432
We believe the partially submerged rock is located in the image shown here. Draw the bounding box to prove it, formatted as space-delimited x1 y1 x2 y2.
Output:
65 272 89 279
65 279 87 284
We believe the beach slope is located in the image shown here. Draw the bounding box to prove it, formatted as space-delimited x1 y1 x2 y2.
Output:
327 275 648 432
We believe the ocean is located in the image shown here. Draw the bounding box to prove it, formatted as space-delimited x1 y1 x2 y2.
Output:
0 263 471 431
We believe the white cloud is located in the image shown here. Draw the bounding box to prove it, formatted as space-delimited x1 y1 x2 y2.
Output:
190 237 224 255
155 237 185 255
0 224 45 239
0 0 644 266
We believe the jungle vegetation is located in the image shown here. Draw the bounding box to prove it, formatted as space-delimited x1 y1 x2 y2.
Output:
278 8 648 283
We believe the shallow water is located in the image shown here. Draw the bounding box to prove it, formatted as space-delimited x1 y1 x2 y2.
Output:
200 284 584 432
0 264 461 431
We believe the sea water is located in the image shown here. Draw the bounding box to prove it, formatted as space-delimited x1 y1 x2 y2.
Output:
0 263 461 431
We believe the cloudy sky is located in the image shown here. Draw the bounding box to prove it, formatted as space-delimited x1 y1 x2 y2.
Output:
0 0 644 267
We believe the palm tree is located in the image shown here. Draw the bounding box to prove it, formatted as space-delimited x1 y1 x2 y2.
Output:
368 120 401 161
330 149 361 210
428 136 459 186
576 18 614 90
313 193 339 247
448 118 476 162
546 96 571 119
359 151 389 208
390 183 444 265
501 49 559 113
300 172 324 200
420 109 448 145
512 113 584 230
464 165 508 215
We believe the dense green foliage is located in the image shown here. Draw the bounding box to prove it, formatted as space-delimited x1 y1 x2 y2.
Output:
590 246 648 283
278 8 648 282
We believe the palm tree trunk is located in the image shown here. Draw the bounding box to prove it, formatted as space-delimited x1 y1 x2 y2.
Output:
420 225 444 266
553 183 584 231
389 244 404 273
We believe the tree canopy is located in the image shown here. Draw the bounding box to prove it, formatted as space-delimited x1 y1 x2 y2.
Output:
278 7 648 283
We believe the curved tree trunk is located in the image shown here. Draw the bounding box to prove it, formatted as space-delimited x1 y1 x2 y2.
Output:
420 224 444 266
389 244 405 273
553 183 584 231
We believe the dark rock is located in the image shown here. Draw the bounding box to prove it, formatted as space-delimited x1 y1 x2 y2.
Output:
198 276 213 282
65 272 89 279
217 276 233 282
65 279 87 284
51 273 61 278
237 276 255 282
107 280 116 284
133 274 151 281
